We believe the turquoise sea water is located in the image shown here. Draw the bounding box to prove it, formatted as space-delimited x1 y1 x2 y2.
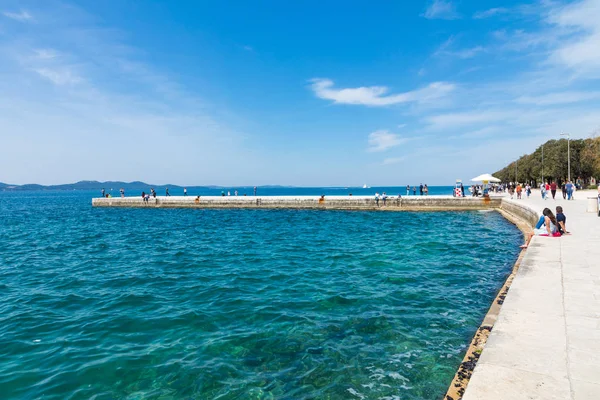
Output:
0 191 522 400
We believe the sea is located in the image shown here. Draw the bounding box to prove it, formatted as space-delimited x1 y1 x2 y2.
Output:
0 188 522 400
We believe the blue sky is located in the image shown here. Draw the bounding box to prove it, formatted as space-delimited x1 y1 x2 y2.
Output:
1 0 599 186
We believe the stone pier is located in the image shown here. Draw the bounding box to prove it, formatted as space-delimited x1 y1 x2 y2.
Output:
92 195 502 211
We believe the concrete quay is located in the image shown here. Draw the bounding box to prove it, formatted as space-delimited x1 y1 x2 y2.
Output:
463 191 600 400
92 195 503 211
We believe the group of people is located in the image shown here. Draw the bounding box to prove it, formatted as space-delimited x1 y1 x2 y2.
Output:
503 180 579 201
374 192 400 206
404 184 429 196
537 181 576 200
521 206 569 248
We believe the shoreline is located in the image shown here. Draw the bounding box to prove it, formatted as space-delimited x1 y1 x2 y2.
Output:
444 206 535 400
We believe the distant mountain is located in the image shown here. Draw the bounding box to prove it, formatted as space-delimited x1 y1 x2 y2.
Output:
0 180 183 191
0 181 298 191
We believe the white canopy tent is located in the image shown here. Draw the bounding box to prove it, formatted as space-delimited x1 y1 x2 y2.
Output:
471 174 501 183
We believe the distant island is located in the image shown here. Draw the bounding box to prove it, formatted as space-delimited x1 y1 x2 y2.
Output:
494 136 599 188
0 180 294 192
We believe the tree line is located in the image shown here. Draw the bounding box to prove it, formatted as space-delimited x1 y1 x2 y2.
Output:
493 136 600 187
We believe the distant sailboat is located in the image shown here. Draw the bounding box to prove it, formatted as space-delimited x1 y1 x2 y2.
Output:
363 184 368 189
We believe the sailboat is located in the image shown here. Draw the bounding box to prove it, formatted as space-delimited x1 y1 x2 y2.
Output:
362 184 368 189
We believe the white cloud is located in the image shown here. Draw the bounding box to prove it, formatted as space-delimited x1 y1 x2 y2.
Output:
473 7 508 19
367 130 407 152
33 68 82 85
548 0 600 71
423 0 459 20
515 91 600 105
310 78 455 106
2 10 32 21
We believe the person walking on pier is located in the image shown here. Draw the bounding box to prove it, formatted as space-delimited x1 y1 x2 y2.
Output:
424 184 429 196
562 182 567 199
374 192 380 207
166 188 171 196
551 181 557 199
382 192 388 206
461 183 465 197
565 181 574 200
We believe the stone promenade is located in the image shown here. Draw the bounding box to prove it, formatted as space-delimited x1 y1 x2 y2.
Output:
463 190 600 400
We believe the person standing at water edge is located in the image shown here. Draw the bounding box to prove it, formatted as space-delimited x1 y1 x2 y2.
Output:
120 188 125 198
374 192 380 207
166 188 170 196
424 184 428 196
406 185 410 196
253 186 257 196
461 183 465 197
101 188 105 197
382 192 387 206
412 186 416 195
184 188 187 196
419 183 423 196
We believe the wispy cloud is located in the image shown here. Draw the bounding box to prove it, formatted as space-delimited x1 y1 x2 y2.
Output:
423 0 459 20
548 0 600 72
33 49 59 59
310 78 455 106
382 157 405 165
367 130 407 152
473 7 508 19
515 91 600 105
2 10 32 22
33 68 83 85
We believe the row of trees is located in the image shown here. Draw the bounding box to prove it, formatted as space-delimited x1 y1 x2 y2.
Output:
494 136 600 187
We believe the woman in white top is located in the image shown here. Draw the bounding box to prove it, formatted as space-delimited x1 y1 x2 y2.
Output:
534 210 558 236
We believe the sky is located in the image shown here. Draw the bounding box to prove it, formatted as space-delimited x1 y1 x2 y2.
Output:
1 0 599 186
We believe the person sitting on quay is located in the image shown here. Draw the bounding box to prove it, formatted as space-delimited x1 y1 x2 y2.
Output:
521 208 560 248
556 206 569 235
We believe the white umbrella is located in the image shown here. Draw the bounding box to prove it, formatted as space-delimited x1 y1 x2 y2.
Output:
471 173 501 183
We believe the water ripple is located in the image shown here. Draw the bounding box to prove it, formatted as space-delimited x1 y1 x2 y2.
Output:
0 191 522 399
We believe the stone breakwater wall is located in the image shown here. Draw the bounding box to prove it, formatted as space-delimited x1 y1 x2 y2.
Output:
498 199 539 228
92 196 503 211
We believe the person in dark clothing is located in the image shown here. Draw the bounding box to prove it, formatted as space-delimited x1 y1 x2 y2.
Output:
166 188 170 196
419 184 423 196
460 183 465 197
551 182 557 199
412 187 416 195
556 206 568 234
561 183 567 199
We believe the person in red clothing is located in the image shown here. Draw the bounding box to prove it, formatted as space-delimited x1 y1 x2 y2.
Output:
550 181 557 199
